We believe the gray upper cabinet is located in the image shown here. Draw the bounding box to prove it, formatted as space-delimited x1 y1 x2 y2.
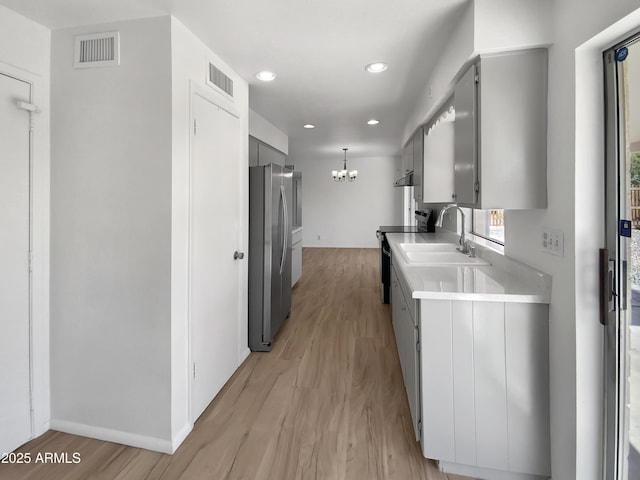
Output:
402 137 414 176
453 65 477 205
412 127 424 203
422 100 455 203
249 136 286 167
454 49 548 209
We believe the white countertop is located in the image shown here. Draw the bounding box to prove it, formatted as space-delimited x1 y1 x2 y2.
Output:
387 232 551 304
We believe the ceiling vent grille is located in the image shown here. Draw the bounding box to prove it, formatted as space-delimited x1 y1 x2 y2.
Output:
207 61 234 98
74 32 120 68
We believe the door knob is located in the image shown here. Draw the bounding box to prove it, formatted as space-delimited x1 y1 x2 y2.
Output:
233 251 245 260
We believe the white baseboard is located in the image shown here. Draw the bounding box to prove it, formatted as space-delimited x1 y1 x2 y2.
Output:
50 419 173 454
239 347 251 364
171 423 192 453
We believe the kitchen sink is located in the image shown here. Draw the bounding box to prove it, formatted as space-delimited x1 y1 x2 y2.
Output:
397 242 491 266
396 242 490 266
398 242 459 253
403 251 490 266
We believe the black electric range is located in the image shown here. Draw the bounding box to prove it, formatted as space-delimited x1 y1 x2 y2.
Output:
376 210 433 304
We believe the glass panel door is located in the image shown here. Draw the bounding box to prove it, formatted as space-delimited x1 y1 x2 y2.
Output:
604 35 640 480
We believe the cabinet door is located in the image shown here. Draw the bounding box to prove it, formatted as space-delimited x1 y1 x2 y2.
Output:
453 64 478 205
391 267 403 358
413 128 423 202
408 322 421 441
423 116 455 203
402 138 414 175
291 241 302 287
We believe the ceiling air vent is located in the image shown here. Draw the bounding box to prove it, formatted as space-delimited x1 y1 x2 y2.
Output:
207 61 234 98
74 32 120 69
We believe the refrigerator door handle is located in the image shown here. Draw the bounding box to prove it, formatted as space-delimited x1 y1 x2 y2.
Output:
279 185 288 274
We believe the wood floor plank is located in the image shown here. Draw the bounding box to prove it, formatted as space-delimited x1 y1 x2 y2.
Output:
1 247 473 480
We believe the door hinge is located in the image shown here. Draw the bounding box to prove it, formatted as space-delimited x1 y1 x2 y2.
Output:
193 119 197 135
474 181 480 193
474 74 479 84
193 362 197 379
418 420 422 433
416 340 420 352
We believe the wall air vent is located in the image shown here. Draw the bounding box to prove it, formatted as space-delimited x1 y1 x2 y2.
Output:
74 32 120 68
206 61 234 98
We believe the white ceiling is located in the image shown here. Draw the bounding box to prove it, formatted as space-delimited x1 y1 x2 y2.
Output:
0 0 469 160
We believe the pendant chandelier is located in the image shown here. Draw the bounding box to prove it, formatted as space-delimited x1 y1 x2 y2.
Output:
332 148 357 182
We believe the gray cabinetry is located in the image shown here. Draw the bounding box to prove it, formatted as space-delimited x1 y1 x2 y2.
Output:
249 136 286 167
412 127 424 203
391 263 421 441
453 65 477 205
401 138 414 176
422 101 455 203
454 49 548 209
291 227 302 287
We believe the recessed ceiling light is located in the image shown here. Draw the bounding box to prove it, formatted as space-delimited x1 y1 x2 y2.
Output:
365 62 388 73
367 119 380 125
303 124 315 129
256 71 276 81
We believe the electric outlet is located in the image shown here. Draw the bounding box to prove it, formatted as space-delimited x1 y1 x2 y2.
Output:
542 227 564 257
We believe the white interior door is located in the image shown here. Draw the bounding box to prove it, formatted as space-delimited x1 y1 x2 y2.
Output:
190 92 241 422
0 73 32 453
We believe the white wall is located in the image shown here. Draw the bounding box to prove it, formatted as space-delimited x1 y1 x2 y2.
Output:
293 153 402 248
169 16 250 450
50 16 174 451
506 4 640 479
0 4 51 440
473 0 552 53
402 2 474 145
249 108 288 154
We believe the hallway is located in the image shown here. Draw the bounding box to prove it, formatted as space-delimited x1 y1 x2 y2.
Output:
1 248 469 480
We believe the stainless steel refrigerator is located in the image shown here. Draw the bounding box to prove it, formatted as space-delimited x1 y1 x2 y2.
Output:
249 164 293 351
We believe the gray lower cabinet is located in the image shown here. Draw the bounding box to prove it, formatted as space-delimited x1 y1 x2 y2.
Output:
420 299 551 479
249 136 286 167
391 264 421 441
291 228 302 287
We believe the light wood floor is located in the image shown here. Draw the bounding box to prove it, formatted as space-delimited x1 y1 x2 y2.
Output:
1 248 471 480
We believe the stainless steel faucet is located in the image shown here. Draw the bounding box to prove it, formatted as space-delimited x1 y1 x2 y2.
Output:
435 204 470 254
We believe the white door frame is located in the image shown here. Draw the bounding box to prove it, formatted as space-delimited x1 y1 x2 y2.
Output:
0 61 49 442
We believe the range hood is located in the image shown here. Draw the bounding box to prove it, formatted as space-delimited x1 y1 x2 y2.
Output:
394 172 414 187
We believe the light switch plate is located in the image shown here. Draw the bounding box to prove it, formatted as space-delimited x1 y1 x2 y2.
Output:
542 227 564 256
